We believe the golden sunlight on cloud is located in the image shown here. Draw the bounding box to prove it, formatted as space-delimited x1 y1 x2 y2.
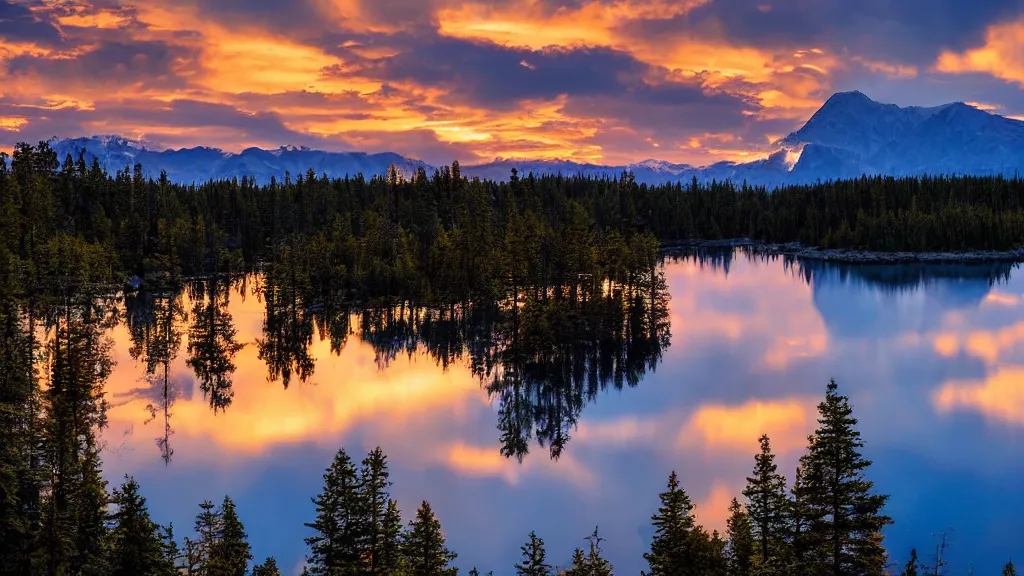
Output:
935 18 1024 86
694 480 737 534
100 293 604 490
678 398 817 454
0 117 28 131
103 295 488 462
933 368 1024 425
444 442 596 488
930 321 1024 364
436 0 710 50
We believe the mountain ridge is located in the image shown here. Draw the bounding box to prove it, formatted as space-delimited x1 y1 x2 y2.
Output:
46 91 1024 187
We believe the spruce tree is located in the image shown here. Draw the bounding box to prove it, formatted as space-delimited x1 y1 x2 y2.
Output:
726 498 754 576
742 434 788 573
207 496 251 576
106 476 176 576
304 448 365 575
796 379 892 576
564 527 613 576
402 500 457 576
787 465 813 576
360 447 392 575
643 471 698 575
378 499 406 574
898 548 919 576
252 556 283 576
194 499 222 570
515 531 552 576
1005 562 1017 576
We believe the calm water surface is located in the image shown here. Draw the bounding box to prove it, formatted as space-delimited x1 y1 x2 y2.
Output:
101 251 1024 575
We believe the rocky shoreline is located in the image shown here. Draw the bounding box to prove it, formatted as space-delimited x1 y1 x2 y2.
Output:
660 239 1024 264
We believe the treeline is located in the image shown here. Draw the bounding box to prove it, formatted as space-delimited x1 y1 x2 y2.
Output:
0 143 660 307
6 143 1024 305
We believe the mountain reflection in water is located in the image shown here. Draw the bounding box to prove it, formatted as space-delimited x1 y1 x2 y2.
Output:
103 250 1023 575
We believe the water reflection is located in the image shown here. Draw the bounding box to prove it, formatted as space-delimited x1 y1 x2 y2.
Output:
101 250 1023 575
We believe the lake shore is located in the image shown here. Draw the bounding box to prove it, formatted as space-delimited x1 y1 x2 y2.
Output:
660 239 1024 264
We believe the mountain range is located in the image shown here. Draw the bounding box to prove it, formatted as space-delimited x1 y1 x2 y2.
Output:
47 91 1024 188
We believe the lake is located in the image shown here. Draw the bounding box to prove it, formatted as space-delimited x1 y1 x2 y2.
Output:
99 249 1024 575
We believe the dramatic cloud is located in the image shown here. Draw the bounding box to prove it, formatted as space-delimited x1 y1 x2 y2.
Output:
0 0 1023 164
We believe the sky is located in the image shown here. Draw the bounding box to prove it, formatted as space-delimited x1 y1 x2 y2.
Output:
2 0 1024 166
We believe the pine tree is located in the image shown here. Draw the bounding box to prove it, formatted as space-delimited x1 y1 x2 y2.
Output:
360 447 392 575
378 499 406 575
643 471 698 575
207 496 251 576
0 292 39 574
252 556 283 576
515 531 552 576
898 548 919 576
304 448 365 575
726 498 754 576
787 465 813 576
742 434 788 573
565 527 613 576
194 499 222 571
796 379 892 576
106 475 176 576
402 500 457 576
1005 562 1017 576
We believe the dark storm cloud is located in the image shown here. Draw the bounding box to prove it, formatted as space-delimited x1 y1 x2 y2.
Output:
110 99 328 146
622 0 1024 66
0 0 64 46
6 39 197 89
0 97 332 150
330 30 754 120
191 0 330 33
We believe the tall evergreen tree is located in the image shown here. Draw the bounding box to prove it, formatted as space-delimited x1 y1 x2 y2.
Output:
643 471 698 576
898 548 919 576
194 499 222 571
515 531 552 576
252 557 282 576
305 448 364 575
795 379 892 576
207 496 251 576
1005 562 1017 576
106 475 176 576
726 498 754 576
0 292 39 574
402 500 457 576
360 447 393 575
742 434 788 573
378 499 406 575
565 527 613 576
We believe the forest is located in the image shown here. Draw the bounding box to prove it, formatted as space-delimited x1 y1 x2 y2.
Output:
4 142 1024 308
2 141 1023 575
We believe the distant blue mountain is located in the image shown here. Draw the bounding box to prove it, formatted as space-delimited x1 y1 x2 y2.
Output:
49 91 1024 187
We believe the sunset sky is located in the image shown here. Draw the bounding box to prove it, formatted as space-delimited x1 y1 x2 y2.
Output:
2 0 1024 165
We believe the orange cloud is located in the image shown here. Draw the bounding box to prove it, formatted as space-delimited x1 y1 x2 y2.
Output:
694 480 737 534
933 368 1024 425
444 442 596 488
678 397 817 454
935 18 1024 85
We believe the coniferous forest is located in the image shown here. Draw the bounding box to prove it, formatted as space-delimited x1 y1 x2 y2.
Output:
1 141 1023 574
